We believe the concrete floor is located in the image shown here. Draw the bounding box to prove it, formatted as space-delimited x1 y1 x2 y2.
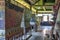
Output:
28 31 44 40
29 34 43 40
28 24 60 40
28 32 51 40
29 36 43 40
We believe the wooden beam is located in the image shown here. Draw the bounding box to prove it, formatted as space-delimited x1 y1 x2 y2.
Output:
34 5 54 6
33 0 40 5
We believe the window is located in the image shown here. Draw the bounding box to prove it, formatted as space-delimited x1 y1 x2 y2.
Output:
43 15 48 21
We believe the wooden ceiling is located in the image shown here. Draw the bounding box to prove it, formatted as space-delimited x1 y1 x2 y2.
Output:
15 0 55 12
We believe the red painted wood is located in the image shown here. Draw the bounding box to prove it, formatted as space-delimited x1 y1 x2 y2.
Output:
6 7 24 38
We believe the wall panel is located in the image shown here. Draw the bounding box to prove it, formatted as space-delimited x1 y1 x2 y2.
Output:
6 4 24 40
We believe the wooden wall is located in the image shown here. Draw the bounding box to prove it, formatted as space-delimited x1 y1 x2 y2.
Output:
5 3 24 40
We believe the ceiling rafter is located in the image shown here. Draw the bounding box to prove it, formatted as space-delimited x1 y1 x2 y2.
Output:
13 0 55 13
33 0 40 5
43 6 46 11
24 0 40 5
